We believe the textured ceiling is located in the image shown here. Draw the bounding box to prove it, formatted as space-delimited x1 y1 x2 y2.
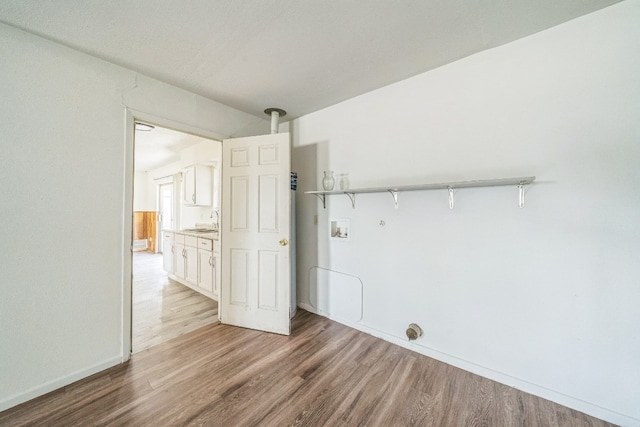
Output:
0 0 620 120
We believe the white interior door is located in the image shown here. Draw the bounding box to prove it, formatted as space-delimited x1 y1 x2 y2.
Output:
220 132 291 335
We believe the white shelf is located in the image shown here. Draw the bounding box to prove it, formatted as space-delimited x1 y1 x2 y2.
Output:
305 176 535 209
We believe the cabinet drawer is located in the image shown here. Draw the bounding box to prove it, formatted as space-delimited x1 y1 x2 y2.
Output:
197 238 213 251
185 235 198 247
162 231 174 242
174 233 185 244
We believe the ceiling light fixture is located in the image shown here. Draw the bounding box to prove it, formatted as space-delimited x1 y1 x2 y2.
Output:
135 122 155 131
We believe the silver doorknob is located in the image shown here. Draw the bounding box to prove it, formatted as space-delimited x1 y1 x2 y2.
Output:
279 238 289 246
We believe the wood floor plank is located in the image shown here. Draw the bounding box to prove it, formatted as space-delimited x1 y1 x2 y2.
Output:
0 310 616 427
132 252 218 353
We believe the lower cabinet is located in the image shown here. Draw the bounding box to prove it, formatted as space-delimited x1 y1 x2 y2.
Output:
173 233 185 279
184 237 198 284
174 243 185 279
197 238 218 300
162 231 174 273
163 231 218 301
198 250 215 293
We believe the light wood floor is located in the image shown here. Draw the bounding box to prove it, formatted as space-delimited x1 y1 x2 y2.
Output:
0 310 613 426
132 251 218 353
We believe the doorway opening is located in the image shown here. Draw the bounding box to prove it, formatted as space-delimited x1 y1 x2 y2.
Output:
131 120 221 353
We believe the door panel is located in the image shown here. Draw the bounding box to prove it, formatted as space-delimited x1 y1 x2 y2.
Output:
258 144 279 164
221 132 291 335
258 250 279 310
259 175 279 232
230 249 249 306
231 147 250 166
230 176 250 231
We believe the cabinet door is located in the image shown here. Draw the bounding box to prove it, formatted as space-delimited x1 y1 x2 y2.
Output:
183 166 196 204
212 253 218 299
194 165 212 206
214 241 221 299
162 243 174 273
198 250 214 294
174 243 185 279
162 233 174 273
183 165 212 206
184 246 198 284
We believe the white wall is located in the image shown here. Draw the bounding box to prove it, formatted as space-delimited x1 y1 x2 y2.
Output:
291 2 640 425
0 22 268 410
133 171 152 211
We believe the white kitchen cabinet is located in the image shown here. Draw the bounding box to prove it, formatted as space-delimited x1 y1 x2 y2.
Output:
174 242 185 279
214 239 220 298
183 165 212 206
173 233 186 279
164 231 218 301
185 246 198 284
214 240 220 298
162 231 174 274
212 253 219 298
198 250 215 294
176 235 198 285
197 237 218 299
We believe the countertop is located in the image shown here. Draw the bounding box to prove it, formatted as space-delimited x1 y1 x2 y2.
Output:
164 229 219 240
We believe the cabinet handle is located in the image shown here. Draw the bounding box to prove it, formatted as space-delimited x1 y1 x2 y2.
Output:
171 246 174 254
192 194 196 203
212 257 216 268
209 256 213 267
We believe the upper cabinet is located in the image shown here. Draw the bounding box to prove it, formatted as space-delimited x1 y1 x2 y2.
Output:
183 164 212 206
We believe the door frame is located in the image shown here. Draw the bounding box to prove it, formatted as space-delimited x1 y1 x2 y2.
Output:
123 109 225 359
157 182 174 253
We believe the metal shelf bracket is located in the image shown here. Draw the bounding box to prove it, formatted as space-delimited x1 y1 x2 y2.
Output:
313 193 326 209
448 187 455 209
388 190 399 208
345 192 356 209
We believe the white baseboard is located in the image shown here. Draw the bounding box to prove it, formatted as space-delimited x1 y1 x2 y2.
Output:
297 303 639 427
0 356 123 413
